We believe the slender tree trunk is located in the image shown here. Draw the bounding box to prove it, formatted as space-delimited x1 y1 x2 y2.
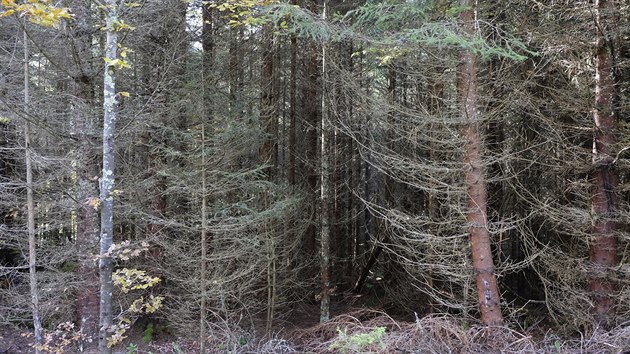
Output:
228 29 242 119
199 123 208 353
23 28 42 353
458 1 503 326
200 8 214 350
260 31 280 321
590 0 618 327
352 239 385 294
260 25 277 179
288 15 297 185
202 3 214 75
99 1 119 352
265 226 277 331
319 0 330 323
302 0 320 255
261 29 280 331
354 48 366 271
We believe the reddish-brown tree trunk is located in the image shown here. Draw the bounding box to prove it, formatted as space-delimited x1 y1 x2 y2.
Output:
589 0 618 327
459 2 503 326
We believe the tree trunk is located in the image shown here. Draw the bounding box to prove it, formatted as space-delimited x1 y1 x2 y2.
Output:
589 0 618 327
99 1 119 352
199 123 208 353
228 28 243 119
459 1 503 326
69 2 101 346
75 115 100 352
319 0 330 323
301 0 320 256
260 25 277 179
199 5 213 352
288 13 297 185
23 28 42 353
202 3 214 74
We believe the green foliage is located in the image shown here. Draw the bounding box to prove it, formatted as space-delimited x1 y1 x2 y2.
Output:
404 25 530 60
263 3 332 41
348 1 431 34
171 342 185 354
330 326 386 354
264 1 532 61
142 322 154 343
239 335 248 346
347 1 532 61
60 261 78 272
206 0 277 27
126 343 139 354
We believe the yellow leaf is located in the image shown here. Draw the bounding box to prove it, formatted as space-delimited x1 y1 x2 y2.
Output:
86 197 101 210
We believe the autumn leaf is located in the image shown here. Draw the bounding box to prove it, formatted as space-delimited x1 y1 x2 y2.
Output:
86 197 101 210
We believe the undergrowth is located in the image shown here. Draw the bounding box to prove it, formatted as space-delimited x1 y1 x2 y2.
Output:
212 309 630 353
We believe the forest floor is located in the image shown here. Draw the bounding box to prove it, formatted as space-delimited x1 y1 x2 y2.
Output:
3 304 630 353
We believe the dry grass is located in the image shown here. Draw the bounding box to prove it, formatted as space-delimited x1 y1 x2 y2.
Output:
265 310 630 354
5 309 630 353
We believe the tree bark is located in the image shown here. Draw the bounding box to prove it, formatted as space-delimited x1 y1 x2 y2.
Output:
202 3 214 72
228 28 243 119
319 0 330 323
260 25 277 180
200 7 214 350
23 27 42 353
199 123 208 353
458 1 503 326
302 0 320 256
589 0 618 328
75 115 100 352
288 13 297 185
68 2 101 347
99 1 119 352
